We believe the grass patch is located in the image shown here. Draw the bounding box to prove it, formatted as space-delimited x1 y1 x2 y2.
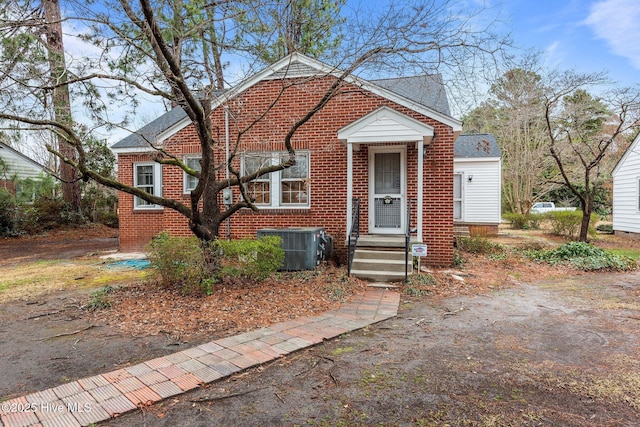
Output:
0 259 147 302
607 248 640 261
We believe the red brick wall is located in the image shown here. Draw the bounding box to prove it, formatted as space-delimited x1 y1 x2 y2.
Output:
117 76 455 265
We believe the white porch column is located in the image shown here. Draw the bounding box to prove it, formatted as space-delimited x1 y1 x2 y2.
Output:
346 142 353 237
417 140 424 242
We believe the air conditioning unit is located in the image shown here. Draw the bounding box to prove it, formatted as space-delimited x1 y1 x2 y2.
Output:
257 227 333 271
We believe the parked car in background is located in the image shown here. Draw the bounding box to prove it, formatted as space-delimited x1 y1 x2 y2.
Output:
530 202 577 214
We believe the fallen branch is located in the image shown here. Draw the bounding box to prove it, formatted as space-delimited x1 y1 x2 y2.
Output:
189 387 268 403
442 307 465 318
28 310 63 320
41 325 96 340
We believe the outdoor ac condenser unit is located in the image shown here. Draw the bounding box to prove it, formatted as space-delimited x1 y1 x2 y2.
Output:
257 227 333 271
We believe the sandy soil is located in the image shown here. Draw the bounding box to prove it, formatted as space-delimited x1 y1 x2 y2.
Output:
1 226 640 426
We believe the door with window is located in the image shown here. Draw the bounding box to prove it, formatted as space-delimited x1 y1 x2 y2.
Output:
369 147 405 234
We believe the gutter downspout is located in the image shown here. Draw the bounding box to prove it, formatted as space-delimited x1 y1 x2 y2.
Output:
225 107 231 240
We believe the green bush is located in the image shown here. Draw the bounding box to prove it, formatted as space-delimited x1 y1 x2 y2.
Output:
546 211 598 238
146 233 284 294
146 232 211 295
596 223 614 234
503 212 545 230
0 188 18 236
527 241 637 271
216 236 284 284
456 236 502 254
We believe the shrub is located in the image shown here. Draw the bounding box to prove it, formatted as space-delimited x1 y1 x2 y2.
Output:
146 233 284 294
146 232 211 295
546 211 598 238
215 236 284 284
596 223 614 234
503 212 545 230
527 241 637 271
0 188 18 236
456 236 502 254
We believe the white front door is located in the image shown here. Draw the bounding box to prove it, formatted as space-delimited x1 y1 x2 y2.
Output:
369 147 406 234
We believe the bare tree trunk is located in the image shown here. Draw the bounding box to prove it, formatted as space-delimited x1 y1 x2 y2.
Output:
43 0 81 213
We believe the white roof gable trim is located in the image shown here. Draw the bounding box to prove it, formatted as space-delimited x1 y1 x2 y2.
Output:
145 53 460 149
612 133 640 177
338 106 434 144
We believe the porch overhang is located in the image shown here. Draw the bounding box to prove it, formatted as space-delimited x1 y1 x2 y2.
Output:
340 106 433 243
337 105 435 151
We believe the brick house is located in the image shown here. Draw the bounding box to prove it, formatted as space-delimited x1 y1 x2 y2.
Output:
112 53 467 275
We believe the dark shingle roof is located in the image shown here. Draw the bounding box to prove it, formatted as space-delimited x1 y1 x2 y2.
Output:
111 106 188 150
372 75 452 117
112 67 454 150
454 134 501 158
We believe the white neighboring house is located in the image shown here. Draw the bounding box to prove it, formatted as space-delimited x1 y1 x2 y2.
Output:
0 141 49 193
453 133 502 235
612 133 640 237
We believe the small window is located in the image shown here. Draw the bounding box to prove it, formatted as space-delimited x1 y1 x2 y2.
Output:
134 163 162 209
453 173 463 220
183 157 201 193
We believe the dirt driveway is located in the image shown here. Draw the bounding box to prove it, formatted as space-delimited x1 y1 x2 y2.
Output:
103 272 640 427
2 229 640 426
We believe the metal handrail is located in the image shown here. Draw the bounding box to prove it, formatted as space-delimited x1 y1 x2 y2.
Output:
347 198 361 276
405 198 417 282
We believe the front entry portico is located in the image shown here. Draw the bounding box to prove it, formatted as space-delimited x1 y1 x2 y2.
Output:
338 106 435 241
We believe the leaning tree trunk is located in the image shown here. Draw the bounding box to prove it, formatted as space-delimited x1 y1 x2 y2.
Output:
578 193 594 242
44 0 81 213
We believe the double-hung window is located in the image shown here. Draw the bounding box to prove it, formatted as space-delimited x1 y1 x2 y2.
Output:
453 173 463 220
183 156 201 193
134 163 162 209
242 151 310 208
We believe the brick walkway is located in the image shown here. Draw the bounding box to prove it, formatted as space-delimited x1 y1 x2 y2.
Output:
0 288 399 427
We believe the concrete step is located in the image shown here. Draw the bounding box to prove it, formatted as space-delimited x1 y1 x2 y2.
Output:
350 269 408 282
353 249 408 261
355 235 416 248
351 258 410 273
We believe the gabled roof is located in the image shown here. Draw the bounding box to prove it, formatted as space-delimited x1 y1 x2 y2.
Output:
372 75 451 117
454 134 501 158
612 132 640 177
0 141 49 179
338 105 434 144
112 52 461 152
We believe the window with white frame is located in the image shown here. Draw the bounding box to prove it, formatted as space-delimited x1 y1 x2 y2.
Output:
183 156 201 193
134 163 162 209
242 151 309 207
453 173 463 220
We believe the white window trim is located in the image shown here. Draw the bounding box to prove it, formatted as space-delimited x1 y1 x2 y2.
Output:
453 172 463 221
242 151 310 209
637 177 640 212
183 156 201 194
133 162 162 210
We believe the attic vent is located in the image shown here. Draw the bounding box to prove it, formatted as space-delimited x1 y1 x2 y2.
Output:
265 63 321 80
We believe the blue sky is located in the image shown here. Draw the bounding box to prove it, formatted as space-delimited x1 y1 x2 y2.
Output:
504 0 640 86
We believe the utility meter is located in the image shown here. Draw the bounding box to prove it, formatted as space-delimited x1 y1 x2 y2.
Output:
223 188 233 206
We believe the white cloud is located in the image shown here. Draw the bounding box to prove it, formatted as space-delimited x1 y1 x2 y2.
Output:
585 0 640 69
